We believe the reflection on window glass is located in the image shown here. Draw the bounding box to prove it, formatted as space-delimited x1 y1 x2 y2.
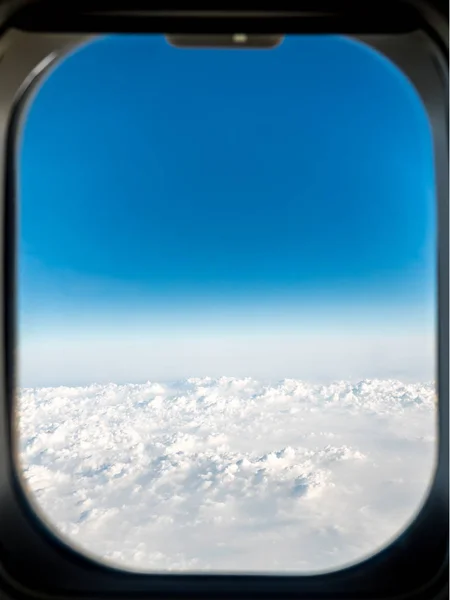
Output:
17 34 437 573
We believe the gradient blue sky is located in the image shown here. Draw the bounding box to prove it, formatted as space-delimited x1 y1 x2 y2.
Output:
18 35 436 386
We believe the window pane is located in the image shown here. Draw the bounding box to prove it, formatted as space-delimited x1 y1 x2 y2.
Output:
16 34 437 574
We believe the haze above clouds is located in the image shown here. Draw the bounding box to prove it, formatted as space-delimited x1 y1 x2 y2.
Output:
20 331 435 388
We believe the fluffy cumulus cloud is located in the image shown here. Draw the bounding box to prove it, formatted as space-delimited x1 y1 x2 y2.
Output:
17 377 436 574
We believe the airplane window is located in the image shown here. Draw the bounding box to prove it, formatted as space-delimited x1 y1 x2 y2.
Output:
16 34 437 574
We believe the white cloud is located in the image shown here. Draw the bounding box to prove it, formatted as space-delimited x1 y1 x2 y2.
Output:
17 376 436 573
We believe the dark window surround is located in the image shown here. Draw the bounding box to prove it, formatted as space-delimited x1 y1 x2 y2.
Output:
0 4 447 600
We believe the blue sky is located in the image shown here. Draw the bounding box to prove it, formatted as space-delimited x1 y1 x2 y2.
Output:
18 35 436 386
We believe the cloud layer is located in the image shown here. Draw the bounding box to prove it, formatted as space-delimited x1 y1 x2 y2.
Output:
17 377 436 573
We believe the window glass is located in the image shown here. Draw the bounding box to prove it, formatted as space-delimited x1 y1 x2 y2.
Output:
17 34 437 574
